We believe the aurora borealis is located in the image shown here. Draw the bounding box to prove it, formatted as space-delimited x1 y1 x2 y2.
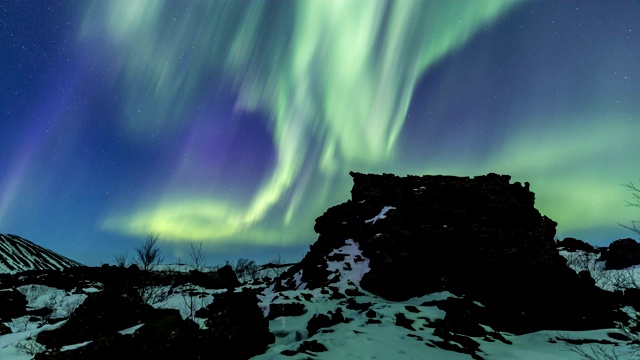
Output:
1 1 639 265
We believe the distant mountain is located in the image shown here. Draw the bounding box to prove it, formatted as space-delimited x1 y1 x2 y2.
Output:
0 234 83 274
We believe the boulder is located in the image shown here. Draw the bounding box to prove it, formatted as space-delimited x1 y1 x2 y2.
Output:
201 289 275 358
601 238 640 270
0 322 11 335
556 237 598 253
267 302 306 320
307 307 347 336
0 288 27 321
37 286 155 349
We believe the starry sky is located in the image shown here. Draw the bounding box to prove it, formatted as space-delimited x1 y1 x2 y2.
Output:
1 0 639 266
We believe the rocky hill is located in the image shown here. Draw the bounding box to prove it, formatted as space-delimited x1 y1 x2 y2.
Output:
0 234 83 274
275 172 628 335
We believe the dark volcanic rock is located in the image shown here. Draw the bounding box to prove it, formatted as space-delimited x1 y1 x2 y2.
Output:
556 237 598 253
268 302 306 320
0 322 10 335
276 172 625 334
0 288 27 321
37 288 272 359
36 312 202 360
307 307 348 336
37 286 155 349
202 289 275 359
601 238 640 270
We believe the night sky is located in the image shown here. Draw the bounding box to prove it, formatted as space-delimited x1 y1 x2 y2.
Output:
1 1 639 266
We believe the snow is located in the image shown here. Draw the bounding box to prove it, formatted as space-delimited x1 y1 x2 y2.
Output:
61 340 92 352
253 246 632 359
292 270 306 290
119 324 144 335
326 239 370 288
1 247 637 359
365 206 396 224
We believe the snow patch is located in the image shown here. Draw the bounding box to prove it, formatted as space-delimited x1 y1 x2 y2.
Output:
326 239 371 288
119 323 144 335
61 341 92 352
293 270 307 290
365 206 395 224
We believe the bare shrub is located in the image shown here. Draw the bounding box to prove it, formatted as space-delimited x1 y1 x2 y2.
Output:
21 284 48 304
61 297 84 318
620 181 640 237
113 251 130 268
557 328 638 360
138 285 168 306
13 338 45 355
135 233 164 271
189 242 206 271
262 255 289 278
234 258 258 281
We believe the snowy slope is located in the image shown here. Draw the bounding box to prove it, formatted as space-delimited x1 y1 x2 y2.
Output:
0 245 636 359
252 240 635 360
0 234 83 274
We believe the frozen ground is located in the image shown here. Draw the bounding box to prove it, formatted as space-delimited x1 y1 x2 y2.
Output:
1 247 638 359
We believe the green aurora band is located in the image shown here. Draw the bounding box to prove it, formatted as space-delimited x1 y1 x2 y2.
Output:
81 0 638 248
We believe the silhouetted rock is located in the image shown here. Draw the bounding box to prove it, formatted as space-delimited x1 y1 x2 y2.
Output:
130 311 202 358
37 287 155 349
307 307 347 336
267 302 306 320
601 238 640 270
36 311 203 360
202 289 275 359
0 322 10 335
556 237 598 253
0 288 27 321
36 333 133 360
276 172 625 334
37 293 275 360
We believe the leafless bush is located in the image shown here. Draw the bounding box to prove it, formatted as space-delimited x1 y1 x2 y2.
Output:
234 258 259 281
261 255 289 278
135 233 164 271
21 284 49 304
557 326 639 360
61 297 84 317
189 242 206 271
620 181 640 237
113 251 130 268
560 180 640 359
12 317 31 332
560 342 623 360
138 285 168 305
13 338 45 355
563 251 639 291
179 285 212 322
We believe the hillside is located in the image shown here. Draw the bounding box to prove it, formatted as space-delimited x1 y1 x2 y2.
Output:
1 172 639 359
0 234 83 274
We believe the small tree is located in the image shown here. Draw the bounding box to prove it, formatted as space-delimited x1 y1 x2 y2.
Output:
620 181 640 236
234 258 258 281
113 251 130 268
189 242 206 271
135 233 164 271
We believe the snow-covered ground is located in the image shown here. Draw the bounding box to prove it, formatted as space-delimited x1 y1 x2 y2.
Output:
1 247 637 359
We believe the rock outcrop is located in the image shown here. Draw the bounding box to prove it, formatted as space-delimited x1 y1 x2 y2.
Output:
601 238 640 270
556 237 598 253
276 172 624 334
35 274 272 359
